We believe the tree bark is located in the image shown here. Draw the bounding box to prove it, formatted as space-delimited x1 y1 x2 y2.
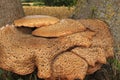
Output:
0 0 25 27
71 0 120 80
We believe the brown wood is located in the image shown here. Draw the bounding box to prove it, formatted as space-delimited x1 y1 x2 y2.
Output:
0 0 25 27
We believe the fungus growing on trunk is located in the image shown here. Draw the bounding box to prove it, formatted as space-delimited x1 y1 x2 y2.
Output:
14 15 60 27
32 19 86 37
0 17 113 80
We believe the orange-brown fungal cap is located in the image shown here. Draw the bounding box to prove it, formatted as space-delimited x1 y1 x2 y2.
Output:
0 19 114 80
14 15 60 27
32 19 86 37
52 52 88 80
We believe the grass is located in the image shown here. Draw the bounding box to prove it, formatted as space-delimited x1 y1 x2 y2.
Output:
0 70 41 80
23 6 74 19
22 2 45 6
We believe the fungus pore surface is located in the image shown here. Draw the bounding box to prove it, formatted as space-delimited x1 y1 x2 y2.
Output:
0 19 113 80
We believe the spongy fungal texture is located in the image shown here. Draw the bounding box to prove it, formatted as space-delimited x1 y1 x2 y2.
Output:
0 19 113 80
78 19 114 58
32 19 86 37
0 25 91 78
52 52 88 80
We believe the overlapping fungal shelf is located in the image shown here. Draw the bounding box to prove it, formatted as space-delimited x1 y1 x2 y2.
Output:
0 16 113 80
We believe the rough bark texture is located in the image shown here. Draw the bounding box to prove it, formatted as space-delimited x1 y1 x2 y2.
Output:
71 0 120 80
0 0 25 27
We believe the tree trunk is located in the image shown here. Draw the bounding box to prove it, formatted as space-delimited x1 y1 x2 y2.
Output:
0 0 25 27
71 0 120 80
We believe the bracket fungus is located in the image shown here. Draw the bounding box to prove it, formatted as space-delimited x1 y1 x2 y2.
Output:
0 16 113 80
32 19 86 37
14 15 60 27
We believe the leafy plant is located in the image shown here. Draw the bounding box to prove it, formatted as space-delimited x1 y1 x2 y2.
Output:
44 0 78 6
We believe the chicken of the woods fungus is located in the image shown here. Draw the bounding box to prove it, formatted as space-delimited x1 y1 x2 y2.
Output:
0 15 113 80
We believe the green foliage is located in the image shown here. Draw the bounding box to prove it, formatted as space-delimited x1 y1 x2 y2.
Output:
21 0 33 2
44 0 78 6
22 3 31 6
21 0 78 6
33 2 45 6
0 70 41 80
110 58 120 71
21 0 44 2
